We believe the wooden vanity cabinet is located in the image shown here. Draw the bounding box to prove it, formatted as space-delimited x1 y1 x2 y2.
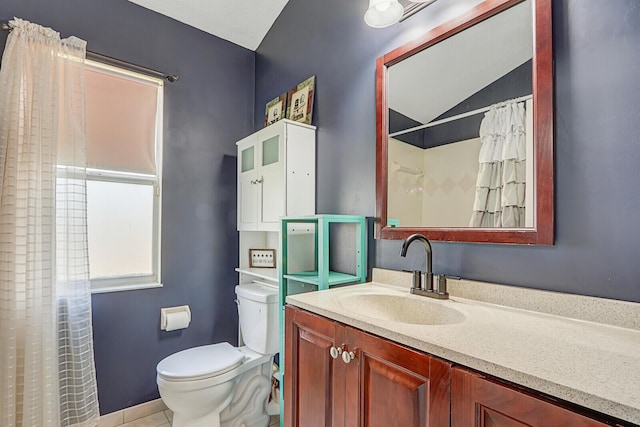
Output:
284 304 347 427
451 367 612 427
284 305 451 427
285 306 633 427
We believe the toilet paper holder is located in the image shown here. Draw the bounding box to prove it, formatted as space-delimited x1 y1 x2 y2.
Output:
161 305 191 331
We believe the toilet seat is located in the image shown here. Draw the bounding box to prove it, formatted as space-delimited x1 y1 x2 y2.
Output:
157 342 244 382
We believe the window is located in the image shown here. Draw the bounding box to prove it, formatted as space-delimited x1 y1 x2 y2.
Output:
84 61 163 293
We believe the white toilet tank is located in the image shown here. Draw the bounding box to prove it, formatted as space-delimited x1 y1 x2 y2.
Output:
235 283 279 355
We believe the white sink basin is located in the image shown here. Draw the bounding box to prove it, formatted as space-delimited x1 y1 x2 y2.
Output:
337 293 465 325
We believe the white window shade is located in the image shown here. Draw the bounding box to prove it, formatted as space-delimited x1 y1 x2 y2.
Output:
85 68 160 174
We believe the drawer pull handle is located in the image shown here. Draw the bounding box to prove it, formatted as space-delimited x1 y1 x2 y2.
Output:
342 349 357 364
330 346 343 359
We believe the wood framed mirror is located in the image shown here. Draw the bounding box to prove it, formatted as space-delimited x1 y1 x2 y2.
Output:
375 0 553 245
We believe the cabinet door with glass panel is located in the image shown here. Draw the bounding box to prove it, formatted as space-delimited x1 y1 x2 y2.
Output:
236 119 316 232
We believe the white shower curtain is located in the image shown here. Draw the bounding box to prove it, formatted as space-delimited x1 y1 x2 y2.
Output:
469 100 526 228
0 19 99 427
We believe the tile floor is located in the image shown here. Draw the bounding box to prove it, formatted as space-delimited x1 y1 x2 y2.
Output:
111 410 280 427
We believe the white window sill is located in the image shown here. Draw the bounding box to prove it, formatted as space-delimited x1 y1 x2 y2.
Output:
91 282 163 294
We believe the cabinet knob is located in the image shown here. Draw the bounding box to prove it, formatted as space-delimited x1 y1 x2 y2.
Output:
342 349 357 364
329 346 343 359
255 177 264 184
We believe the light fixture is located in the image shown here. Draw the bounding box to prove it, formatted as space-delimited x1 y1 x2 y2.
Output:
365 0 404 28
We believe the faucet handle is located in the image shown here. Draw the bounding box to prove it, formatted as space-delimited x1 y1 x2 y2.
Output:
410 270 422 290
434 274 448 297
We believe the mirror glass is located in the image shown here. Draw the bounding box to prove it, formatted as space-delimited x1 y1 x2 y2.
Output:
376 0 553 244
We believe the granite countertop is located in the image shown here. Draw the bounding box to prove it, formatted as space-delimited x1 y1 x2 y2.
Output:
285 269 640 424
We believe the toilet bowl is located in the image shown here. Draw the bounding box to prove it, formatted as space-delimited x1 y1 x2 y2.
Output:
156 283 279 427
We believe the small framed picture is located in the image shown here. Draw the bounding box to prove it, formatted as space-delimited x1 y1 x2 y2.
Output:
264 93 288 127
249 249 276 268
286 75 315 125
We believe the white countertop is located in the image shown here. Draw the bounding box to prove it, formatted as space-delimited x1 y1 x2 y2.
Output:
286 272 640 424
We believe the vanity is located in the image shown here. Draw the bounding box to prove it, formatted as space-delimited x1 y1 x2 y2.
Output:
283 269 640 427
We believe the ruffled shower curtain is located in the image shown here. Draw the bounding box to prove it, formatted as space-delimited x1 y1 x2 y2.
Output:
469 100 526 228
0 19 99 427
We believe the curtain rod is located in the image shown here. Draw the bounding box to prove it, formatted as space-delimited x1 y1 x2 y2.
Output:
389 94 533 138
1 22 179 82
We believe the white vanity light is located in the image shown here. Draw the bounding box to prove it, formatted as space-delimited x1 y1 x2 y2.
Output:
365 0 439 27
364 0 404 28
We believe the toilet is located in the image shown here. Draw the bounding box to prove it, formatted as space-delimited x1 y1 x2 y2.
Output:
156 283 279 427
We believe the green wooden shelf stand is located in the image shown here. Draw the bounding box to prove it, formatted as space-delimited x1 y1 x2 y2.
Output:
278 214 367 425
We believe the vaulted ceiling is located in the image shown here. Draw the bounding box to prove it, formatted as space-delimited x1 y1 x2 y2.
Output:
127 0 289 51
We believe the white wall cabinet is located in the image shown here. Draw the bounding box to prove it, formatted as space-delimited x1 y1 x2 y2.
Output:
237 119 316 232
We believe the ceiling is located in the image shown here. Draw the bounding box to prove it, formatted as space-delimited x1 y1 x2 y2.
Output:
126 0 438 52
388 0 532 124
127 0 289 51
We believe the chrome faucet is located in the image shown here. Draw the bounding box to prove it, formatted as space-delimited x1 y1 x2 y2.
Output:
400 233 448 299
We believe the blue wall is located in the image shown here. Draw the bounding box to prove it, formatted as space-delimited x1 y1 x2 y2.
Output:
0 0 254 414
255 0 640 303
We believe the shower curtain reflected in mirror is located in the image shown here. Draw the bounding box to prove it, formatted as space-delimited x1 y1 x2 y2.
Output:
470 100 527 228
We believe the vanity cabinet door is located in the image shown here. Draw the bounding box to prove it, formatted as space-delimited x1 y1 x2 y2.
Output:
451 367 611 427
285 306 347 427
344 327 451 427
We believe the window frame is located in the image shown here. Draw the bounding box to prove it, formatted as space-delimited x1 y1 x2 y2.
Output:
84 60 164 294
